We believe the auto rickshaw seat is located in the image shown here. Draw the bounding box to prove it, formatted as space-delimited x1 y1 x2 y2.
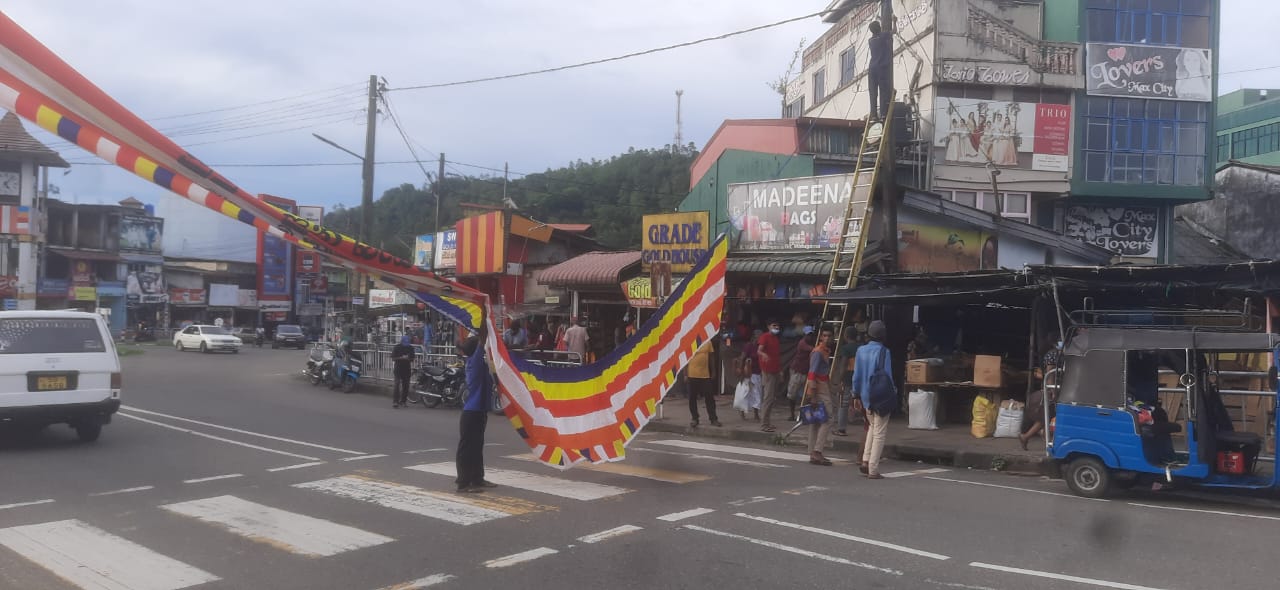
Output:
1215 430 1263 448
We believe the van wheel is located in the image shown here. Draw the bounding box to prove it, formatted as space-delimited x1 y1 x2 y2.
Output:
1065 457 1111 498
75 422 102 443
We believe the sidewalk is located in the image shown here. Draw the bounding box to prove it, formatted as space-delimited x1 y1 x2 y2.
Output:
649 393 1055 476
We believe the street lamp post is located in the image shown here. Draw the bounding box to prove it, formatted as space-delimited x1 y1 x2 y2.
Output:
313 132 374 325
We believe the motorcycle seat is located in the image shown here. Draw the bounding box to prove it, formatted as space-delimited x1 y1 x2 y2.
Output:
422 365 447 377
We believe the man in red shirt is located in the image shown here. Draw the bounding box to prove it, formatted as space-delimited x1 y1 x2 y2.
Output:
758 319 784 432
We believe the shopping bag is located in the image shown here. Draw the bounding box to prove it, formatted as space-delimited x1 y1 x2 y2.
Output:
971 393 999 438
994 399 1024 439
907 390 939 430
733 380 752 412
800 402 829 425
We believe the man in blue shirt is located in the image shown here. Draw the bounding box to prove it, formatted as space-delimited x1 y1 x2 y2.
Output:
455 330 497 493
868 20 893 121
850 320 894 479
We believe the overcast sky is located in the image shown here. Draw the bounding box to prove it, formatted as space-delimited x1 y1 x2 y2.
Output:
3 1 1276 214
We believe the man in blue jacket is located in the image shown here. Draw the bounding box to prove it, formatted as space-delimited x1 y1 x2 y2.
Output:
455 329 498 493
850 320 894 479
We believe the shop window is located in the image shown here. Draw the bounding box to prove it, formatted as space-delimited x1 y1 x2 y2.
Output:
1087 0 1212 48
783 97 805 118
813 68 827 103
1082 98 1207 186
839 48 856 87
938 190 1031 221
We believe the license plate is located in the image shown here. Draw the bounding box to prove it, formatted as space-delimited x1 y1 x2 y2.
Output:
36 375 68 391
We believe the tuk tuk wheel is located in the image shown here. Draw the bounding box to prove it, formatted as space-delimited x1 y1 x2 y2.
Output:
1065 457 1111 499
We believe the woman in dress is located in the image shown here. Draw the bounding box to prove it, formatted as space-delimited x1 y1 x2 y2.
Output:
999 115 1020 166
944 117 964 162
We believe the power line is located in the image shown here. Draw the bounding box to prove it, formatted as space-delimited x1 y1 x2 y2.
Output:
147 81 366 121
387 9 831 92
380 93 435 185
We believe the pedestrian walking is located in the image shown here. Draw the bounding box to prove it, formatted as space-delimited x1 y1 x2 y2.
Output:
687 339 721 428
758 319 784 432
785 327 815 422
455 331 497 493
803 328 835 466
563 316 589 361
867 20 893 120
391 335 415 408
851 320 896 479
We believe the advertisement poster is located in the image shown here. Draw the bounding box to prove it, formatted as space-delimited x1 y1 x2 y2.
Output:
237 289 258 308
119 216 163 252
414 234 434 270
934 98 1072 172
641 211 710 273
1063 206 1160 258
126 270 166 304
260 234 289 297
209 283 240 307
898 224 996 273
620 277 659 308
71 260 93 284
296 205 325 226
433 229 457 270
168 288 206 305
1085 44 1212 102
725 175 869 251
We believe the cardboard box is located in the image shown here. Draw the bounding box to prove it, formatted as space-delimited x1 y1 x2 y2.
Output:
907 359 943 384
974 355 1002 388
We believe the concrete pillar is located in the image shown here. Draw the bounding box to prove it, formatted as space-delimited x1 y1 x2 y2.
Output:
16 160 37 310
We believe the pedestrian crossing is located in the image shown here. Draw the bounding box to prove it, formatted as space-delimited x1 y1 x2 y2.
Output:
0 439 943 589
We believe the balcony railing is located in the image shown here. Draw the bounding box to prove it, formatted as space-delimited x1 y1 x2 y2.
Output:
966 6 1078 76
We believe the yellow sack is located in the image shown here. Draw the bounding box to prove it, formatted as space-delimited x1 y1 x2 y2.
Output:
971 393 999 438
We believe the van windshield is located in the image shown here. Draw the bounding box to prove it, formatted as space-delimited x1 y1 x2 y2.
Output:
0 318 106 354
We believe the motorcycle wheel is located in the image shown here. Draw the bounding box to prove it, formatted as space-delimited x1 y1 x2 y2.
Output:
309 371 321 386
342 376 357 393
424 386 443 408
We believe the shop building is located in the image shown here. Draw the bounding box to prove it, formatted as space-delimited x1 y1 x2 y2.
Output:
537 250 643 363
0 110 68 313
163 257 258 329
1214 89 1280 168
788 0 1220 263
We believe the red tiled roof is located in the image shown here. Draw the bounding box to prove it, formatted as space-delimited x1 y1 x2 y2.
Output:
0 111 69 168
537 251 642 287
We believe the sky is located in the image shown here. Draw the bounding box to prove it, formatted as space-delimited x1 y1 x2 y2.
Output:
3 1 1278 215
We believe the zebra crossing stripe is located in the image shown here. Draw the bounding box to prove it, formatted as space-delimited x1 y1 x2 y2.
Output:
648 440 847 462
504 454 711 483
162 495 393 556
0 519 220 590
406 462 631 500
295 476 541 525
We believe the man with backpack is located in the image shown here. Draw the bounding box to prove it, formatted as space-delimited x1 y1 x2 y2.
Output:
851 320 896 479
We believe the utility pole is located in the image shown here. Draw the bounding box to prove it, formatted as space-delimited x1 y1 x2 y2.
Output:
880 0 899 273
434 153 446 236
361 74 378 244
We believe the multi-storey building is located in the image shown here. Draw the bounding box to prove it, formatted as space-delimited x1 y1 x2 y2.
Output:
1214 88 1280 167
790 0 1219 263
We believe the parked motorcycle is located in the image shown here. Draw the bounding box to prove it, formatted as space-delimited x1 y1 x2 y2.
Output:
304 346 334 386
328 352 363 393
411 362 465 408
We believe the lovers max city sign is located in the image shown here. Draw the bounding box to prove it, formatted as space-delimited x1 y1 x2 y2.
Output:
1085 43 1212 103
641 211 710 274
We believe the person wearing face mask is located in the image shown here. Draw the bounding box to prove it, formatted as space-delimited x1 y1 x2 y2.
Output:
757 319 785 433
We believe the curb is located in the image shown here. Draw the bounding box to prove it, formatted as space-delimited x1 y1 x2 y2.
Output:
645 417 1055 477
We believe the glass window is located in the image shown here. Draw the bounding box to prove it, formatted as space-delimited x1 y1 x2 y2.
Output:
1086 152 1110 182
1004 193 1029 215
0 318 105 354
1083 98 1208 186
1216 134 1231 162
951 191 978 208
1088 0 1213 46
812 68 826 103
1175 155 1204 185
839 49 856 87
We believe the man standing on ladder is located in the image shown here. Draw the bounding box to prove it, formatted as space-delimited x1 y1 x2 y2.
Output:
868 19 893 121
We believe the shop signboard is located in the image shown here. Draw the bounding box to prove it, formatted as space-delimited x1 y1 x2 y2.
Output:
1085 44 1212 102
209 283 240 307
0 275 16 297
352 296 365 306
0 205 30 235
934 98 1072 173
296 205 325 226
414 234 434 270
641 211 710 273
237 289 258 308
119 215 163 253
71 260 93 284
433 229 457 270
259 300 291 312
1063 205 1159 258
369 289 416 308
38 278 68 296
259 234 290 297
621 277 659 308
455 211 506 275
296 251 320 274
298 303 324 316
126 270 166 304
168 288 206 305
72 286 97 301
898 223 996 273
725 174 870 251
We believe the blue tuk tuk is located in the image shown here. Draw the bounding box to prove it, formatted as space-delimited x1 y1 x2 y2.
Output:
1048 319 1279 498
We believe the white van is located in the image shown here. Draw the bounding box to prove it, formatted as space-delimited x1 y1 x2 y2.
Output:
0 310 122 442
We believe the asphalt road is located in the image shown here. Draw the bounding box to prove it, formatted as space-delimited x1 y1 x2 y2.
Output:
2 345 1277 590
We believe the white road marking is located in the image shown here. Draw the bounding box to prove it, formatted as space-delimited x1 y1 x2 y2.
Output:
970 562 1169 590
0 519 219 590
484 443 505 447
406 462 630 500
630 447 788 468
89 486 154 497
656 507 715 522
577 524 643 544
683 525 901 575
924 476 1109 502
728 496 775 507
121 405 366 455
376 573 456 589
182 474 243 484
505 454 711 483
735 513 951 560
483 547 559 569
649 439 847 463
340 454 389 462
0 499 54 510
403 448 448 454
266 461 326 472
295 476 511 526
162 495 392 556
925 579 999 590
120 413 320 461
1129 502 1280 521
782 485 828 495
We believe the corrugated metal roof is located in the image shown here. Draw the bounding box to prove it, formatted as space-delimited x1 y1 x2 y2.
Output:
726 253 833 277
0 111 69 168
537 251 642 287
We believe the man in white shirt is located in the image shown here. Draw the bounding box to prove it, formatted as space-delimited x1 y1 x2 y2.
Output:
563 316 589 360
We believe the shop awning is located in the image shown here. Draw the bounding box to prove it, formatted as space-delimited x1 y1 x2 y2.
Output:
818 270 1038 305
538 251 641 287
47 247 120 262
726 252 833 278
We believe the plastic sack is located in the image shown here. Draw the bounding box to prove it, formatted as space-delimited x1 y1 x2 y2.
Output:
908 389 938 430
971 394 999 438
733 380 753 412
994 399 1024 439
